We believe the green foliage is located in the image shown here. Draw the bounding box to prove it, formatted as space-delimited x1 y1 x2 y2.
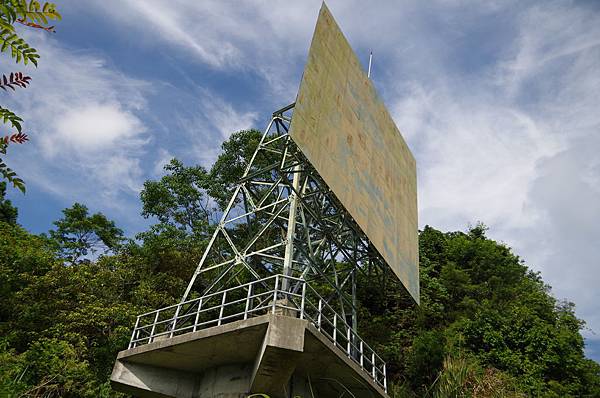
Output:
0 0 61 36
49 203 124 263
0 181 17 223
0 337 96 397
0 221 161 397
365 224 600 397
0 220 58 350
0 129 29 193
141 158 214 235
0 27 38 65
407 330 446 389
427 354 524 398
0 105 22 131
0 0 62 65
0 157 25 193
16 0 61 25
208 129 263 208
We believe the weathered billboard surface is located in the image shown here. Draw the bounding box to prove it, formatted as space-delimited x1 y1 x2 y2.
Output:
290 4 419 303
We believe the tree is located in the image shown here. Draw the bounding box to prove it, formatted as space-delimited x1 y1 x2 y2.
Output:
0 181 17 223
0 206 177 397
357 224 600 397
208 129 263 209
141 158 214 236
0 1 61 192
137 159 217 281
49 203 124 263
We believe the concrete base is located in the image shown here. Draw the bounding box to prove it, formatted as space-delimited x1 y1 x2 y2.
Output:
111 314 387 398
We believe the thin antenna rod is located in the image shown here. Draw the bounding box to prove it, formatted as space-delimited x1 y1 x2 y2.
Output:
367 51 373 78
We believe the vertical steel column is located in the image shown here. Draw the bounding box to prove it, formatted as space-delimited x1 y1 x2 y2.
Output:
352 269 358 331
282 164 301 292
352 268 358 358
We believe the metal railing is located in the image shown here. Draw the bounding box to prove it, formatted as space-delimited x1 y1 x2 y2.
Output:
128 274 387 391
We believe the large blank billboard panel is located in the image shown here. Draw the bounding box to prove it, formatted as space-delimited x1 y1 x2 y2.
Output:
290 4 419 303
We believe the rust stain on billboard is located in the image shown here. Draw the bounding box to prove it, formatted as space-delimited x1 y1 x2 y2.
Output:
290 3 419 303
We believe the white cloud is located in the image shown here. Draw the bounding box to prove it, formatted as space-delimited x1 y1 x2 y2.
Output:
82 0 320 96
199 94 258 140
154 86 259 168
96 155 144 195
47 103 145 153
397 88 564 230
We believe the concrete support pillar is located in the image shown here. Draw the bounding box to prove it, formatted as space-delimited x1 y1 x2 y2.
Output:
111 361 252 398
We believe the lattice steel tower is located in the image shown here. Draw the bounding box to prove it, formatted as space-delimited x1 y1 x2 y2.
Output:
111 4 418 397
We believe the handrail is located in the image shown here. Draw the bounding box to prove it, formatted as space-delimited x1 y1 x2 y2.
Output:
127 274 387 392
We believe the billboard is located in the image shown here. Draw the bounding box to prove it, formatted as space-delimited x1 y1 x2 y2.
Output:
290 3 419 303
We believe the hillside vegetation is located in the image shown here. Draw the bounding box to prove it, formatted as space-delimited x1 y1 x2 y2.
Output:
1 130 599 397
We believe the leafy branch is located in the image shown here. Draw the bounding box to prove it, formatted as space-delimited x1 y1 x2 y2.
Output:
1 131 28 145
0 71 31 90
0 158 25 192
0 27 39 65
14 0 61 26
0 132 28 193
16 18 54 32
0 1 61 65
1 132 29 158
0 106 23 131
1 0 61 27
0 92 29 195
0 1 60 193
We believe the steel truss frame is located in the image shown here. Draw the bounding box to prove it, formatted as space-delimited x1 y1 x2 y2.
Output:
181 103 390 333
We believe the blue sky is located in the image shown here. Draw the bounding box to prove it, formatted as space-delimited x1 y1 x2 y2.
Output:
2 0 599 361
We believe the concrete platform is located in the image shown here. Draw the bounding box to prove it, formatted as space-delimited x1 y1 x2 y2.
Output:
111 314 387 397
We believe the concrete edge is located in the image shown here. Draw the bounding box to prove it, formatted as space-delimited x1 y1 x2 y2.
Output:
305 322 388 397
118 314 273 360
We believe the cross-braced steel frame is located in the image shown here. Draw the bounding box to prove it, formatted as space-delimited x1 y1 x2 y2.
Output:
181 103 390 333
